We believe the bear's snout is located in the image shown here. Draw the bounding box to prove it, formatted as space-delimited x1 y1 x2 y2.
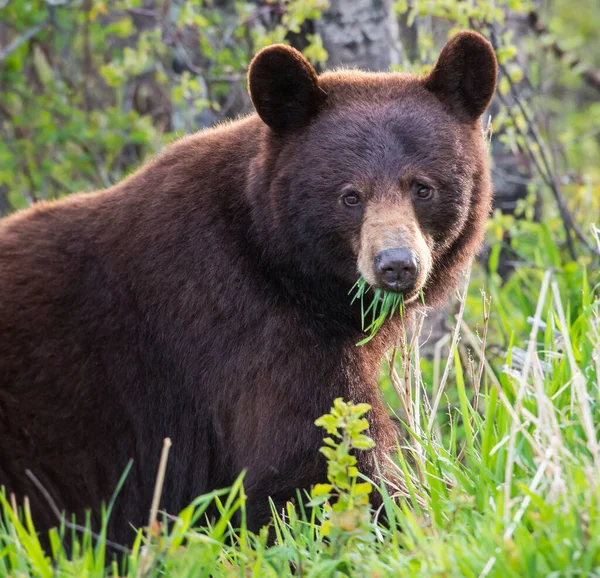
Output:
356 201 432 297
373 248 419 293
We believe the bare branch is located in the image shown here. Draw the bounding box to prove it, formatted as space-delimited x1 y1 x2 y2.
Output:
25 469 132 554
0 21 49 63
487 24 600 260
528 11 600 94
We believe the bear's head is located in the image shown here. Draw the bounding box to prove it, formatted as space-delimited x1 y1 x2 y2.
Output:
247 32 497 309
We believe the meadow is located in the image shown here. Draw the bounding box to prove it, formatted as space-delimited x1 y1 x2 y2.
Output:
1 0 599 575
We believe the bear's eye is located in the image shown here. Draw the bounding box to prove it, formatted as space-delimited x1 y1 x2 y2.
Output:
415 184 433 200
342 190 362 207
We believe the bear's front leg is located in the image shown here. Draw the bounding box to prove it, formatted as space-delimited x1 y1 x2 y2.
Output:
241 425 328 534
239 415 396 534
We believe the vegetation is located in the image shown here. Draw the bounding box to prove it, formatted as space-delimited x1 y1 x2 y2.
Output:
351 277 406 345
1 0 599 576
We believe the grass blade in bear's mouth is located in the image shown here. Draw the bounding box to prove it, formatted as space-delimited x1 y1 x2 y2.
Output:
350 277 405 345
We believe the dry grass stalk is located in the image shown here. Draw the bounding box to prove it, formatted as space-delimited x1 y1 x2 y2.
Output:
147 437 173 532
427 263 472 433
503 269 552 525
551 280 600 471
25 468 131 554
411 309 430 438
479 446 555 578
137 437 173 578
474 290 492 414
432 333 451 402
387 309 429 482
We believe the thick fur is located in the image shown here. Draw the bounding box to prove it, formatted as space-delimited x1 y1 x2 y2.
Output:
0 32 496 544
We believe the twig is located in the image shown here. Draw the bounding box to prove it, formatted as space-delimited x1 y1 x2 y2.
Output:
207 74 245 83
74 139 113 188
147 437 172 531
488 24 600 260
137 438 173 578
495 84 577 259
125 7 161 18
82 0 92 113
25 469 131 554
527 11 600 94
0 21 50 63
502 60 585 258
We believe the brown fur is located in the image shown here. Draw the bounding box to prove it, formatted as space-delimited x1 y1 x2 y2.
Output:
0 32 496 544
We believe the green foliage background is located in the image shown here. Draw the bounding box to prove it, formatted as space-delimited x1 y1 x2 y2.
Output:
1 1 600 576
0 0 327 210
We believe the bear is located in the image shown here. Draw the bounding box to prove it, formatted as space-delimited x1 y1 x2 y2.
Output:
0 31 497 546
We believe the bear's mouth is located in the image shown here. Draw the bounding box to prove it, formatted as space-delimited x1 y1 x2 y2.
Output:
350 278 410 345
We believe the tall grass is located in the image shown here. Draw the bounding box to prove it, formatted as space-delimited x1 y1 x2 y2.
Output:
1 245 599 576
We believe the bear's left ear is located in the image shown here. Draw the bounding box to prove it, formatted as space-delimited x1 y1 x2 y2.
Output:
424 31 497 123
248 44 326 133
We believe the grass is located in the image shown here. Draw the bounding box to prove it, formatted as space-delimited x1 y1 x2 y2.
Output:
1 227 600 577
350 277 406 345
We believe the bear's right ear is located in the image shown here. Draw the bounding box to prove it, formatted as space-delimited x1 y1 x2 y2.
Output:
248 44 326 133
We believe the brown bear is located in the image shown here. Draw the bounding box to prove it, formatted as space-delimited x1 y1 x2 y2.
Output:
0 31 496 545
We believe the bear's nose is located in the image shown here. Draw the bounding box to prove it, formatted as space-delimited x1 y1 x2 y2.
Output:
374 248 419 293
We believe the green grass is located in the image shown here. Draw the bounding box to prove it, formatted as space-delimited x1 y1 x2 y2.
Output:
2 227 600 577
350 277 406 345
